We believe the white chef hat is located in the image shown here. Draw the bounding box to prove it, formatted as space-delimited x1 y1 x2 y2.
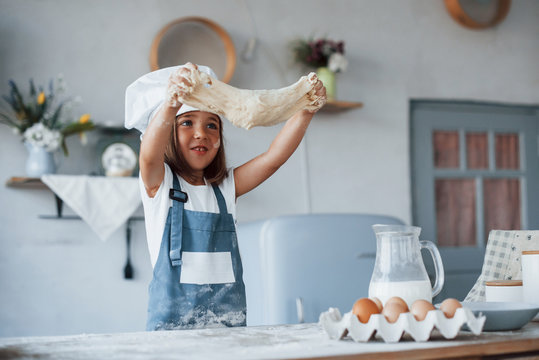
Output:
124 64 221 136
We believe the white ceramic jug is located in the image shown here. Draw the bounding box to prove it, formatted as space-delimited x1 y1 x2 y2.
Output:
368 224 445 307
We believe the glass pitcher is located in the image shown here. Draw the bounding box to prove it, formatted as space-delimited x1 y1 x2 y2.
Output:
368 224 444 307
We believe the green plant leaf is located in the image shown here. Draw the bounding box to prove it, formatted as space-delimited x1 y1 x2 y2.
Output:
61 121 95 137
1 95 16 109
0 113 25 134
0 112 19 126
61 139 68 156
36 101 47 126
25 100 39 125
8 80 25 113
29 79 36 97
48 101 65 128
8 82 37 127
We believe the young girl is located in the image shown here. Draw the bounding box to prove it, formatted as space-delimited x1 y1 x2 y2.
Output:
128 63 326 330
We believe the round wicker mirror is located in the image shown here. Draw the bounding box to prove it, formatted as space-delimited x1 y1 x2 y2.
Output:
150 17 236 83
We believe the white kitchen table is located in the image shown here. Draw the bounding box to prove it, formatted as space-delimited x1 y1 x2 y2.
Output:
1 321 538 360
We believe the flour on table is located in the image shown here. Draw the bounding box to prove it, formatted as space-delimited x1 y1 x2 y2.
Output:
173 66 326 130
177 309 246 330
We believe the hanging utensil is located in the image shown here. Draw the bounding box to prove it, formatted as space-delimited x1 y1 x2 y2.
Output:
124 219 134 279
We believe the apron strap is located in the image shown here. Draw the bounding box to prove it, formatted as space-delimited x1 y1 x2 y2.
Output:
212 184 228 215
169 173 184 266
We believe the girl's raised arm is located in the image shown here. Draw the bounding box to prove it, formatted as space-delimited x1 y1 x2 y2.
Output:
139 105 177 197
139 65 196 197
234 80 326 198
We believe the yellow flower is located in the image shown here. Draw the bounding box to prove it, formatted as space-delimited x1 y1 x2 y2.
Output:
79 113 91 124
37 92 46 105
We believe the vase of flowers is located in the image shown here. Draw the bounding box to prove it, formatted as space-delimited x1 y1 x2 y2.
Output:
0 76 95 177
291 37 348 101
25 140 57 177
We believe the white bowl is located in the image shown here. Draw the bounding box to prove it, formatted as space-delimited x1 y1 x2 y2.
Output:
462 302 539 331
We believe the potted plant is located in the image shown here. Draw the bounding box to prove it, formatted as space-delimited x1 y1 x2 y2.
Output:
0 76 95 176
291 37 348 101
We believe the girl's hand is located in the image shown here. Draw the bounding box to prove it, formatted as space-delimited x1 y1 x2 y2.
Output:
308 79 327 113
165 62 198 108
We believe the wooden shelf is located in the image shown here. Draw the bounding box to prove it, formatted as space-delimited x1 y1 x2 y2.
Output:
6 177 46 188
321 100 363 113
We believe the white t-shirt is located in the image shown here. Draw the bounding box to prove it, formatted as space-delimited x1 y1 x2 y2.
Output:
139 163 237 268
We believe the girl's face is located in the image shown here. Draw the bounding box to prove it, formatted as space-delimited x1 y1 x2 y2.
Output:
175 111 221 176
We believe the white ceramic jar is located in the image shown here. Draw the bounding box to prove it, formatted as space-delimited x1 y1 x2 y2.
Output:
485 280 523 302
522 250 539 305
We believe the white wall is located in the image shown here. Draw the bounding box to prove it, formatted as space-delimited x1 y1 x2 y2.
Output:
0 0 537 336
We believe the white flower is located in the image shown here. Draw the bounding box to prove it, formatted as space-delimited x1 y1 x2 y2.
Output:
23 123 62 152
328 53 348 73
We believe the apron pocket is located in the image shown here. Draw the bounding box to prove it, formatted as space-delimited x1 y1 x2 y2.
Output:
179 251 236 285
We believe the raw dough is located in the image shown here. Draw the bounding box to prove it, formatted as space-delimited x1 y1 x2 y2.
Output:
174 67 326 130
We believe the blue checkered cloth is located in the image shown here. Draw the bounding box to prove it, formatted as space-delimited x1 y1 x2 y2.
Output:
465 230 539 302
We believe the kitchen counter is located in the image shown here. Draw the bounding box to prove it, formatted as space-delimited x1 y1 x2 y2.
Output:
1 321 538 360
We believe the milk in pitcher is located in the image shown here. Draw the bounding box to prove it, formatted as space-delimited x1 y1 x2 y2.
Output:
368 280 432 307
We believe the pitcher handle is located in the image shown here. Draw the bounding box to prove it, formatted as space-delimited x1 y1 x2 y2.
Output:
419 240 445 297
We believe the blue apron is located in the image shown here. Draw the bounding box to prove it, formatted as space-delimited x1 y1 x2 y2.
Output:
146 173 246 330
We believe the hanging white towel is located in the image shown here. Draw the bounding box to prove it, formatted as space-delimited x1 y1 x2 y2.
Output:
41 175 141 241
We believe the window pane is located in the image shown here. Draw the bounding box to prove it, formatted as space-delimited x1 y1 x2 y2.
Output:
433 131 459 168
435 179 476 247
495 133 519 170
466 132 488 169
484 178 521 233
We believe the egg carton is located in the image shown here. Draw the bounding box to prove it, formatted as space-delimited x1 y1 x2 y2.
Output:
319 307 486 343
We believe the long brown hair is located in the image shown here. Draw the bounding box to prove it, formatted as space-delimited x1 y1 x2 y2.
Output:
164 114 228 185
